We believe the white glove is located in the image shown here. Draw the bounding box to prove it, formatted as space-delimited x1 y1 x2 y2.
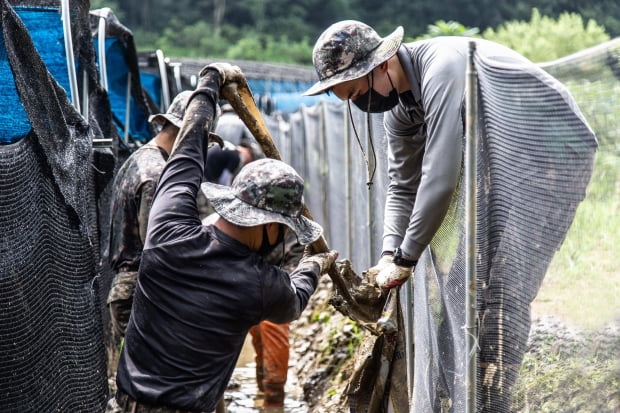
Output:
364 254 393 284
297 248 339 275
376 263 414 290
199 62 244 85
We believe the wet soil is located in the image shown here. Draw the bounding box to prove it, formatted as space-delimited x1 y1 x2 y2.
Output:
222 336 309 412
226 275 620 413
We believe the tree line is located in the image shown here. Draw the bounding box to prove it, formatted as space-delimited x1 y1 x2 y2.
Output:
90 0 617 64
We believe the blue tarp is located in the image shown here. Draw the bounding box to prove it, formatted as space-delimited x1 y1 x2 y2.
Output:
0 7 71 144
140 71 162 110
94 37 152 142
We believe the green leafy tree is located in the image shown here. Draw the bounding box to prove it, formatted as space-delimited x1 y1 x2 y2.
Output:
417 20 480 40
225 34 313 64
482 8 610 62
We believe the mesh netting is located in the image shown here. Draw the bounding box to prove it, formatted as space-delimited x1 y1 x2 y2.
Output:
269 38 602 411
410 51 597 412
0 134 108 411
1 0 115 411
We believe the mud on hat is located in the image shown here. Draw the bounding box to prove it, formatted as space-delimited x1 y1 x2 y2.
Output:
148 90 193 128
303 20 403 96
201 158 323 245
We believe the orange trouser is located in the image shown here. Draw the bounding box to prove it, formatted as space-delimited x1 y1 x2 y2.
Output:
248 321 290 406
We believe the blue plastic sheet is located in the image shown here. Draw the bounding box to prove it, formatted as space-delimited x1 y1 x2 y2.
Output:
0 7 72 144
94 37 152 142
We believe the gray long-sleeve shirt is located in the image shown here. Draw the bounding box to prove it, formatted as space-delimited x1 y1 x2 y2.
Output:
382 37 530 260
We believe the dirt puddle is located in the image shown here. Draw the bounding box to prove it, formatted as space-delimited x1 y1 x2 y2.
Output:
222 335 309 412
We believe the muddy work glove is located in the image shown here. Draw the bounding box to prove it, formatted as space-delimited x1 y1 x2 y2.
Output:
297 246 339 276
376 248 417 290
364 254 393 284
199 62 244 86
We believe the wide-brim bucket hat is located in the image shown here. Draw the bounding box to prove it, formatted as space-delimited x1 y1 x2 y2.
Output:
201 158 323 245
304 20 403 96
148 90 193 128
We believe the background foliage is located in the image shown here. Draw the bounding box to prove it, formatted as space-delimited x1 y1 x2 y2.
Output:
90 0 617 64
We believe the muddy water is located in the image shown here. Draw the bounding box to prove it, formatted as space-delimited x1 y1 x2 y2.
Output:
222 336 309 413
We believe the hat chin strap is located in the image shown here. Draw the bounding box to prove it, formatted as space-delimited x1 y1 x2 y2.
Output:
347 93 377 188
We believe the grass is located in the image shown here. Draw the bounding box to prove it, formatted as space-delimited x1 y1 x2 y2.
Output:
513 340 620 412
532 151 620 330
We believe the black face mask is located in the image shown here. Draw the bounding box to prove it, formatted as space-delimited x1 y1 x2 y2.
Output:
353 71 399 113
258 224 286 257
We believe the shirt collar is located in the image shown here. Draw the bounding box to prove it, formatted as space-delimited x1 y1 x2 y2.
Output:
396 45 421 103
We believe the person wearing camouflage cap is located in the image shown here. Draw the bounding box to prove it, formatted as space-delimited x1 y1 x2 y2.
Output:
105 90 192 394
202 158 309 408
206 114 293 409
307 20 592 412
305 20 536 289
108 63 337 413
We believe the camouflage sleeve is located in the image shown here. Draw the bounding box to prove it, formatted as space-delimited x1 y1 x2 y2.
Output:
106 270 138 337
137 180 156 244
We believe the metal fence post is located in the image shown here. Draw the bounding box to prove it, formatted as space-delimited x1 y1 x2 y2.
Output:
465 40 479 413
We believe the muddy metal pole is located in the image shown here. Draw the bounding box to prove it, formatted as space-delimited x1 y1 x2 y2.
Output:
404 278 414 397
465 40 478 413
344 106 352 258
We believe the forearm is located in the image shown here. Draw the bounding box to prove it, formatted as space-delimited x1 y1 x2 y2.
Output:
288 264 319 313
145 72 221 246
381 128 422 255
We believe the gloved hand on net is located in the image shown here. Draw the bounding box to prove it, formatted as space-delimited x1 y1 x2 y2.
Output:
376 263 414 289
375 249 416 289
297 246 339 276
199 62 244 86
364 254 393 285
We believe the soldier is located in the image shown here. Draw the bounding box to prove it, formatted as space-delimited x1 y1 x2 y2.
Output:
304 20 538 287
305 20 596 412
211 107 295 410
109 63 338 413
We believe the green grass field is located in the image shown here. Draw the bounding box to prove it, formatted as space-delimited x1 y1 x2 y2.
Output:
532 151 619 330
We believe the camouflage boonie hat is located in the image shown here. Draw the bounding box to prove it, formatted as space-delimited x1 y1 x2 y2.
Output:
149 90 192 128
304 20 403 96
201 158 323 245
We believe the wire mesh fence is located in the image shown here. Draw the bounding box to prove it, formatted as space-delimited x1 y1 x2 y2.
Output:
265 37 619 412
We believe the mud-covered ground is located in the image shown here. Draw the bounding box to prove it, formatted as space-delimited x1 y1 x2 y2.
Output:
110 274 618 412
280 275 620 413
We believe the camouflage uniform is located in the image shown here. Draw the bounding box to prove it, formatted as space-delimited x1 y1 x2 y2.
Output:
106 91 192 400
107 90 192 339
107 142 168 337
